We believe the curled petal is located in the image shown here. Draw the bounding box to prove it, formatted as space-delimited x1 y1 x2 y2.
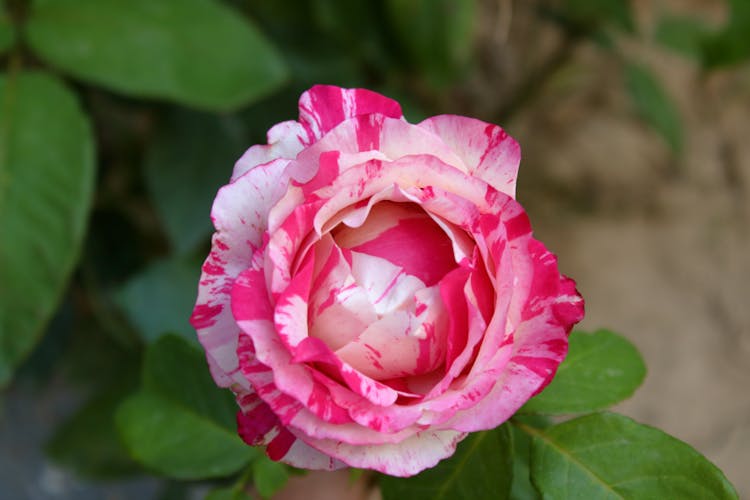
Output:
418 115 520 198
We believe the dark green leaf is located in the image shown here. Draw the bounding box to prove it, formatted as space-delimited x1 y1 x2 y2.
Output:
116 390 256 480
0 8 14 54
524 412 738 499
205 487 252 500
0 71 95 386
625 63 683 153
509 425 541 500
702 0 750 68
380 425 512 500
46 382 141 478
144 108 246 254
311 0 391 71
26 0 288 111
519 330 646 415
562 0 634 33
143 334 237 430
252 456 289 498
655 16 709 59
385 0 477 86
115 255 201 344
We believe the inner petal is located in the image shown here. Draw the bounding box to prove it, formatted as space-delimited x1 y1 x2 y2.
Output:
335 285 448 380
332 202 457 286
307 235 378 351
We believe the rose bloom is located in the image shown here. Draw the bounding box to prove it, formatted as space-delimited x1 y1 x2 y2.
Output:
191 86 584 477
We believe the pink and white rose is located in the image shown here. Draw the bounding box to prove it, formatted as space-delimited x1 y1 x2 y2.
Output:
190 85 584 477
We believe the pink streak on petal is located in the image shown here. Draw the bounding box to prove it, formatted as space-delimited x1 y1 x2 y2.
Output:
266 428 297 461
293 150 340 197
298 85 403 143
230 270 272 322
347 215 457 286
190 303 223 329
290 336 401 407
355 113 383 151
439 266 470 369
504 211 532 241
236 395 278 446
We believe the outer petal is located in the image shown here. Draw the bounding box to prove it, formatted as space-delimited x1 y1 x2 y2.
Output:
231 121 308 180
440 240 584 432
297 85 403 143
418 115 521 198
233 85 403 182
298 429 466 477
190 159 290 387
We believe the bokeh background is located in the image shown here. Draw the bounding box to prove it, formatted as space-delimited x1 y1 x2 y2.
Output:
1 0 748 498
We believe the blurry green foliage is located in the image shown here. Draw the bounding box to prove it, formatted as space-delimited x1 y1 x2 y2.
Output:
26 0 288 110
702 0 750 68
115 255 203 344
0 72 94 387
46 382 142 478
205 486 253 500
252 457 289 499
116 335 257 479
561 0 634 33
385 0 477 86
0 7 13 54
654 0 750 69
655 16 709 60
625 63 683 153
144 109 248 255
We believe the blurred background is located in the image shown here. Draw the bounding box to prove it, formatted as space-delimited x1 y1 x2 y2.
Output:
0 0 748 498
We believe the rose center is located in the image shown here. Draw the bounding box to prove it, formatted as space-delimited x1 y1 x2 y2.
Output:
306 201 457 383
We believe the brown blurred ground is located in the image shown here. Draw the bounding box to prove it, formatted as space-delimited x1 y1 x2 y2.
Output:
509 0 750 495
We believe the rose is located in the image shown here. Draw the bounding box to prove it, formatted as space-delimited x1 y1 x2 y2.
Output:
190 85 584 477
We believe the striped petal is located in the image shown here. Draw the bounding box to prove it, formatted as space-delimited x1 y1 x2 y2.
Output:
191 159 290 388
418 115 521 198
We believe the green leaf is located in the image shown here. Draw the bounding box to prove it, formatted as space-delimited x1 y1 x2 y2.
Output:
655 16 709 59
205 487 252 500
563 0 634 33
385 0 477 86
0 71 95 387
46 382 141 478
380 425 512 500
116 390 257 480
143 334 237 431
519 330 646 415
509 425 541 500
0 8 14 55
144 108 246 254
115 255 202 344
25 0 288 111
702 0 750 69
116 335 256 479
625 63 683 153
252 456 289 498
523 412 738 499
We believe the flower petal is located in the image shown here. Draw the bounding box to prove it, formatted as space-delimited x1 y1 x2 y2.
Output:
191 159 290 387
297 85 403 144
418 115 520 198
299 429 466 477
